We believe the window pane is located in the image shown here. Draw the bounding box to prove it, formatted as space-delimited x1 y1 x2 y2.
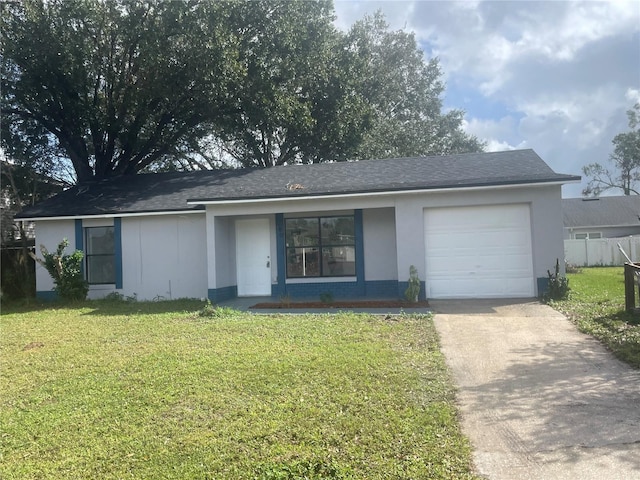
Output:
322 246 355 276
87 227 114 254
87 255 115 284
286 247 320 277
286 218 320 248
589 233 602 239
321 217 355 245
575 233 588 240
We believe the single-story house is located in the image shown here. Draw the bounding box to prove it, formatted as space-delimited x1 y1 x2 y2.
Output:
562 196 640 240
17 149 579 301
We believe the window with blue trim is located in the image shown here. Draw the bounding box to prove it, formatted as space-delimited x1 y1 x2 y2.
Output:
285 216 355 278
85 227 115 284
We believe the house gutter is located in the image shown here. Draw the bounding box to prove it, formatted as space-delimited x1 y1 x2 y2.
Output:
567 224 640 229
16 209 205 222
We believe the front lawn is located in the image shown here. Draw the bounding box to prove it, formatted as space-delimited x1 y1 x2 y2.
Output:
550 267 640 368
0 301 478 479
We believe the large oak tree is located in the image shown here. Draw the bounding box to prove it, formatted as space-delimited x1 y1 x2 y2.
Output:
2 0 239 182
2 0 483 180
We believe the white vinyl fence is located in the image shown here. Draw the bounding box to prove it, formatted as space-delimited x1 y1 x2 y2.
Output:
564 236 640 267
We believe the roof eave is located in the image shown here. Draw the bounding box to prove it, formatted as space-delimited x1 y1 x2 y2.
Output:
15 208 205 222
564 223 640 229
188 178 580 206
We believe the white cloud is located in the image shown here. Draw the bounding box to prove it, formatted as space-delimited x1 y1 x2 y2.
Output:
333 0 640 197
627 88 640 104
462 117 527 152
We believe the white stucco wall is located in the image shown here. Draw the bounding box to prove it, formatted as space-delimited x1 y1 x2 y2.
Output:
214 216 237 288
392 184 565 291
34 182 564 300
34 220 76 293
121 214 207 300
363 208 397 281
205 184 565 296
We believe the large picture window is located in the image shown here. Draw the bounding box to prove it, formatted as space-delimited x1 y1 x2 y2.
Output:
285 216 355 278
85 227 115 284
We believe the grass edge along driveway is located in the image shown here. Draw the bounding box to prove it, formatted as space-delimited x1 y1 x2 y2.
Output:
0 301 480 479
550 266 640 369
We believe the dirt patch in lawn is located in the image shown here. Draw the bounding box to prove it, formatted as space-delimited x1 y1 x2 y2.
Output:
250 300 430 309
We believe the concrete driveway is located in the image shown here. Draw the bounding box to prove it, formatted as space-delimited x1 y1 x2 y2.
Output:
432 299 640 480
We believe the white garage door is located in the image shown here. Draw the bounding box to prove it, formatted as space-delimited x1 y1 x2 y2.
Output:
424 204 534 298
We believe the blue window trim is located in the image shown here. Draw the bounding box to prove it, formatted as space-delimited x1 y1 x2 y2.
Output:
274 211 365 297
76 218 122 288
275 213 286 296
74 219 84 274
354 209 364 293
114 218 123 289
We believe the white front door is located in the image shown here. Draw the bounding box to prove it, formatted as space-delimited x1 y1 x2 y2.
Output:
236 218 272 296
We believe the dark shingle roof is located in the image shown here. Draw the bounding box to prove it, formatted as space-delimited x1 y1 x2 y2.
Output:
17 149 579 219
563 196 640 228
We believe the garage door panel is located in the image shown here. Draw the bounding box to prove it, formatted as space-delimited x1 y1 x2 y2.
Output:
424 204 534 298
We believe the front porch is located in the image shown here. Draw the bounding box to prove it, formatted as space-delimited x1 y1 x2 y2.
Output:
205 205 424 304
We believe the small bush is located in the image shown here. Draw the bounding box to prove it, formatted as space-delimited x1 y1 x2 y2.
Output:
544 258 570 301
103 291 137 303
31 239 88 302
404 265 421 302
198 299 241 318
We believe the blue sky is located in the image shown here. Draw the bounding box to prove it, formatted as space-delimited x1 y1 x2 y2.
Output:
334 0 640 198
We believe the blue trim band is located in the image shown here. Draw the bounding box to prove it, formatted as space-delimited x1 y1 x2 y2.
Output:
278 280 407 300
364 280 399 298
36 290 58 301
114 218 123 289
208 286 237 303
537 277 549 298
283 281 362 299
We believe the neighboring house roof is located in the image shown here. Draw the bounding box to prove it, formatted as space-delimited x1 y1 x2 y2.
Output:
17 149 579 219
563 196 640 228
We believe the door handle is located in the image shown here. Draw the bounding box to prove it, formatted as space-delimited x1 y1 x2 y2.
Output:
266 261 270 268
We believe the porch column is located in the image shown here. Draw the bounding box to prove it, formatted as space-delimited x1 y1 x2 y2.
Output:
205 208 218 301
394 201 426 299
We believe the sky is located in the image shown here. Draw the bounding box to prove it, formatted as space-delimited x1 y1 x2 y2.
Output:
333 0 640 198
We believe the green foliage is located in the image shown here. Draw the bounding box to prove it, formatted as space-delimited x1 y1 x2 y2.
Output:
0 248 36 301
346 13 485 160
198 299 241 318
34 239 88 302
103 291 137 303
404 265 421 302
2 0 238 181
543 259 570 302
0 305 480 479
583 103 640 196
253 459 345 479
3 1 483 183
550 267 640 368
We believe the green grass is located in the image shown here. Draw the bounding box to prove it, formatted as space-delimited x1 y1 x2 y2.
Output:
550 267 640 368
0 300 479 479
